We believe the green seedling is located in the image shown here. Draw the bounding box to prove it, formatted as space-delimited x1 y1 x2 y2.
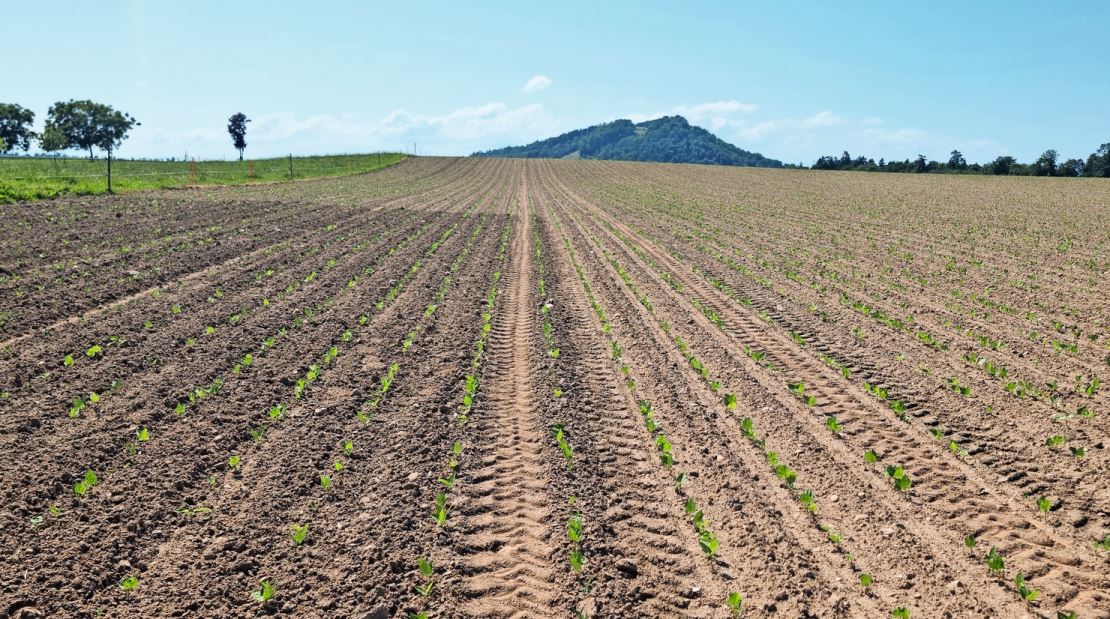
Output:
432 492 448 525
656 434 674 468
291 523 309 545
726 591 743 615
826 416 842 433
723 393 737 410
1069 445 1085 459
567 513 583 543
864 449 880 464
891 608 910 619
964 535 977 548
119 575 139 591
343 440 354 456
68 396 86 418
73 469 98 497
86 345 102 358
228 455 241 469
860 573 872 587
1015 573 1039 601
1036 497 1052 513
63 354 74 367
251 578 275 603
136 427 149 442
799 490 816 512
884 465 912 491
569 548 585 572
553 424 574 469
985 547 1005 575
319 474 332 490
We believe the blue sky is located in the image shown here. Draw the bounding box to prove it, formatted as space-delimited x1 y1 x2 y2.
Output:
5 1 1108 163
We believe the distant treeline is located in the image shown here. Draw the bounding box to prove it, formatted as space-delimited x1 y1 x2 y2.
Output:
806 144 1110 177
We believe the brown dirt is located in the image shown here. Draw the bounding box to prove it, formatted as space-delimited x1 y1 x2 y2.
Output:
1 158 1107 619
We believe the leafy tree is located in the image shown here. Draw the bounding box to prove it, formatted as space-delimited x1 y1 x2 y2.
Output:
38 125 68 158
1059 158 1085 177
227 112 250 161
0 103 36 153
1089 143 1110 177
1034 149 1058 176
948 150 966 169
990 156 1016 175
913 154 928 173
44 100 138 192
44 100 139 160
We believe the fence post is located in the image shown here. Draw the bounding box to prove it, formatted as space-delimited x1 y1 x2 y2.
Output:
106 152 113 193
288 154 293 179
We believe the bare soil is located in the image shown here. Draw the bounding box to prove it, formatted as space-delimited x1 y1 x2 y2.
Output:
1 159 1107 618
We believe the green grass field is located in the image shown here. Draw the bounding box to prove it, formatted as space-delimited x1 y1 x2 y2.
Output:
0 153 408 203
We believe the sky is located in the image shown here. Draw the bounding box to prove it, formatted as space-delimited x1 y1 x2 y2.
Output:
4 1 1108 164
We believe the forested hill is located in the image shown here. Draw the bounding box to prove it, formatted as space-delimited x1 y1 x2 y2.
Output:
472 115 782 168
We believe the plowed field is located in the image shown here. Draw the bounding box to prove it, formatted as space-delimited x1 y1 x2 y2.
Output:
1 158 1107 618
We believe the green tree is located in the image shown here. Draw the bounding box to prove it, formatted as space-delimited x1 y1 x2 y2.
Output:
38 125 68 157
1089 143 1110 177
44 100 139 160
227 112 250 161
947 150 966 170
0 103 36 153
990 156 1016 175
1059 158 1085 177
1034 149 1058 176
45 100 139 191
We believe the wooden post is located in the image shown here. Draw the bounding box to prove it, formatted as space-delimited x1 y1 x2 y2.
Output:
106 150 113 193
288 154 293 179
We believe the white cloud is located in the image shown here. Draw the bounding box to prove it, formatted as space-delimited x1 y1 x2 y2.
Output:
522 74 553 93
628 99 758 129
722 112 1001 164
131 102 559 158
802 111 847 127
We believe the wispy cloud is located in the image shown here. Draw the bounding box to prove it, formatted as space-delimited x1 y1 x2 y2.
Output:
628 99 759 130
726 112 1000 164
522 74 553 93
133 103 560 158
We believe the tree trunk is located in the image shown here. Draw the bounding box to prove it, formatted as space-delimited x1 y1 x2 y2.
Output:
107 147 113 193
239 150 243 162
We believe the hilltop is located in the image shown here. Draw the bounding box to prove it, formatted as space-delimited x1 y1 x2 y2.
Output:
473 115 782 167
